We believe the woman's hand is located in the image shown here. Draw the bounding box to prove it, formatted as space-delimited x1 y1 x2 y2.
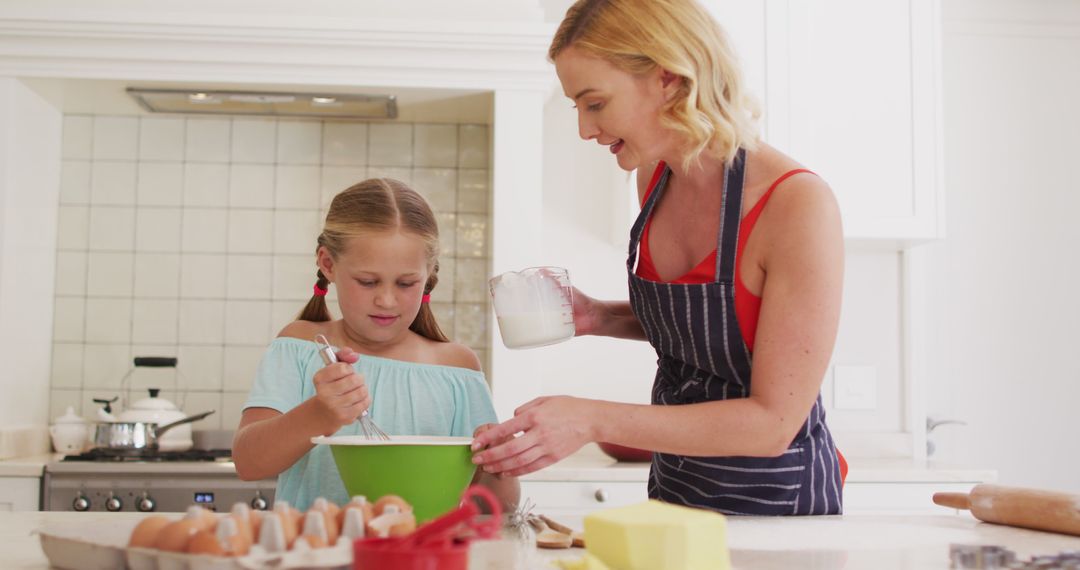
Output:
311 347 370 436
471 396 597 477
570 287 605 336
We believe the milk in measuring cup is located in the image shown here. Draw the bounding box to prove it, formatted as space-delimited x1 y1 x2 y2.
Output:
489 267 575 349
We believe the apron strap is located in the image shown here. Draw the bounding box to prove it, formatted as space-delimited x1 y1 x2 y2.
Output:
627 165 672 270
714 148 747 283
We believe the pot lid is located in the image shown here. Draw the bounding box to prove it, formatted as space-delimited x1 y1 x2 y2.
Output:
129 388 180 411
53 406 86 425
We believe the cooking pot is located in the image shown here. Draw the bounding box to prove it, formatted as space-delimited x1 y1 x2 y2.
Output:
91 410 215 455
119 387 192 451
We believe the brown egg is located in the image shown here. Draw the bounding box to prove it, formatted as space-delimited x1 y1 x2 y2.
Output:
388 513 416 538
300 534 328 549
248 510 263 541
153 519 201 552
185 505 218 532
373 495 412 517
128 516 172 548
337 496 374 529
272 503 299 547
186 530 226 556
366 506 416 539
228 504 255 544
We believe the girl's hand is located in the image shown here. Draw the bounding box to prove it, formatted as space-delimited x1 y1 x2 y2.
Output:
470 396 596 477
311 347 370 436
570 287 605 336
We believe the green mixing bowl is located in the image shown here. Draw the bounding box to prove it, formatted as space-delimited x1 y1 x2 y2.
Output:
312 435 477 523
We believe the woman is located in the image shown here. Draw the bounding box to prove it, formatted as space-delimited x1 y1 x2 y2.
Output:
472 0 846 515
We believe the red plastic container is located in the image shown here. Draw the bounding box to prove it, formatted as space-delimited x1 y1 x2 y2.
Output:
352 485 502 570
598 441 653 462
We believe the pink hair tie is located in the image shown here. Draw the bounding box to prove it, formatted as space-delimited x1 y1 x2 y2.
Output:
421 294 431 304
313 284 328 297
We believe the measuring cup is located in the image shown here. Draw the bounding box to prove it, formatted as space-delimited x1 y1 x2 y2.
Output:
489 267 575 349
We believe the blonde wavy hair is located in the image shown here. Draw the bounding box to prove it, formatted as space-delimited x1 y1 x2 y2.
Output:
549 0 760 172
298 178 448 343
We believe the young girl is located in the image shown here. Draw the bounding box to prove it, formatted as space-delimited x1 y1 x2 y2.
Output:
233 178 519 512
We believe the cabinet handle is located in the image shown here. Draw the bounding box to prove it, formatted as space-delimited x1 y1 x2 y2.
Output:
594 489 607 503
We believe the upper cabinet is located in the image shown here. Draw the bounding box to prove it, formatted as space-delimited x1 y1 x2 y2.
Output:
705 0 944 246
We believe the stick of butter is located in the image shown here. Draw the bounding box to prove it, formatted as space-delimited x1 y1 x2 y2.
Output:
583 500 731 570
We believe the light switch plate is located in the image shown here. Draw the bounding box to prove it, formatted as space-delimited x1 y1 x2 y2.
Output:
833 365 877 410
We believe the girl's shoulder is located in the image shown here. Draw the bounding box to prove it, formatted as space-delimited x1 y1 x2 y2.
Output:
423 337 483 372
276 319 332 341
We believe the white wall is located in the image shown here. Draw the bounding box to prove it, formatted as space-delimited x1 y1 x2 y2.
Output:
0 78 61 431
926 0 1080 493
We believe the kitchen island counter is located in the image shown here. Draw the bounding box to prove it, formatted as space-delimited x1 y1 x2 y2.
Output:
6 510 1080 569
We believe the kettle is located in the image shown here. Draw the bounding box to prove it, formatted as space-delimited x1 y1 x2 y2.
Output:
117 388 192 451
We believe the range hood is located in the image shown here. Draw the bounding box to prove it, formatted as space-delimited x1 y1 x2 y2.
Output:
126 88 398 120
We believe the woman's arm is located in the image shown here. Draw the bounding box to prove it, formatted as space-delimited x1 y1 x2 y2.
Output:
473 173 843 475
574 291 647 341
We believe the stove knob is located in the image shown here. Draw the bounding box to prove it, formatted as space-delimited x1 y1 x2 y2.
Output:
137 495 156 512
72 495 90 512
250 495 268 511
106 495 123 512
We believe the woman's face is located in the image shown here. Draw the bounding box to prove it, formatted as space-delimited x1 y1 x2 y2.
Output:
554 45 681 172
318 230 430 345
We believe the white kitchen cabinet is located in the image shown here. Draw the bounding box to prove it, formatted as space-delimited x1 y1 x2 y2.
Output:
520 480 648 519
0 477 42 511
775 0 944 244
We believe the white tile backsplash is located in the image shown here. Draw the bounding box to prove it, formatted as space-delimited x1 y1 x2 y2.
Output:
413 168 457 213
322 123 367 166
139 118 185 161
368 123 413 167
93 117 139 161
52 114 492 419
82 344 132 389
84 298 133 344
50 343 84 389
180 254 227 298
132 299 179 344
181 208 228 253
135 208 182 252
231 120 276 164
91 161 137 205
226 255 273 299
137 163 183 207
177 345 224 391
133 253 181 298
50 389 83 420
183 163 230 208
52 298 85 343
62 116 93 160
272 210 320 255
223 346 264 392
277 122 322 165
60 161 91 205
227 209 274 254
86 252 134 297
185 119 231 163
54 251 87 296
320 166 366 209
273 255 316 300
458 124 489 168
225 301 272 345
275 165 321 209
57 205 89 250
179 391 223 429
88 207 135 251
414 124 458 168
178 300 226 344
230 164 275 208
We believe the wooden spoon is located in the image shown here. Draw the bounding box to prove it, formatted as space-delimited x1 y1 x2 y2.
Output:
529 517 572 549
540 515 585 547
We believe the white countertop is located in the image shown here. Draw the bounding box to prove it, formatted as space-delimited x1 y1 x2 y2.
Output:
520 443 997 484
0 444 997 483
7 511 1080 569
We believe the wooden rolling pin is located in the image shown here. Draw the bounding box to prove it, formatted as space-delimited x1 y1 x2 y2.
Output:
933 484 1080 537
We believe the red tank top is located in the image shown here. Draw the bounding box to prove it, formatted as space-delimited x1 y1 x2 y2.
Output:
635 162 813 352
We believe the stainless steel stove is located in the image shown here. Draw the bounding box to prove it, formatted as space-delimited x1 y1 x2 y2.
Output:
43 449 276 513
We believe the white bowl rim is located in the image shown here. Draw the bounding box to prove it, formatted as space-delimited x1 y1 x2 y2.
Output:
311 435 473 446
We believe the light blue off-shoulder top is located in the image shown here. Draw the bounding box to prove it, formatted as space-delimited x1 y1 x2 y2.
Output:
242 337 497 510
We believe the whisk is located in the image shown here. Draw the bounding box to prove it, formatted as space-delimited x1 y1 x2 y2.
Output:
314 334 391 441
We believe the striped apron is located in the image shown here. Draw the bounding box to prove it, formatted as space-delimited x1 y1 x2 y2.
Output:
627 149 843 515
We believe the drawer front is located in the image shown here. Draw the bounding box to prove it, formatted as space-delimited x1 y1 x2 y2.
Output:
520 481 648 518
